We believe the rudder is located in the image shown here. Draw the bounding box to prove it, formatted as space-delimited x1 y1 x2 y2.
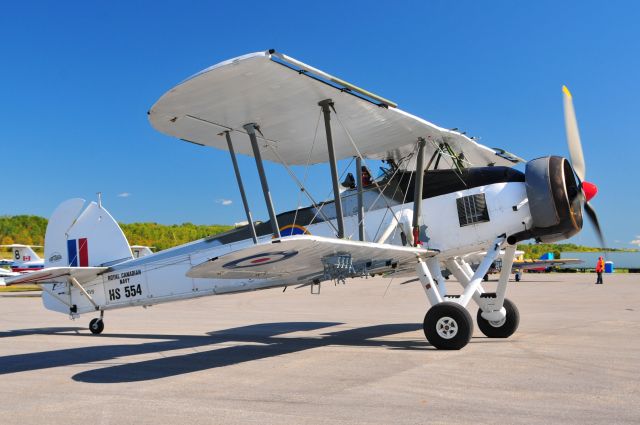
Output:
45 198 133 267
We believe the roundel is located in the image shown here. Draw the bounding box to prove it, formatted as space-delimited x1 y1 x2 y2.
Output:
222 250 298 269
278 224 310 237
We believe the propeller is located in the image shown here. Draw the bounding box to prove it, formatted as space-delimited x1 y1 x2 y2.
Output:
562 85 606 248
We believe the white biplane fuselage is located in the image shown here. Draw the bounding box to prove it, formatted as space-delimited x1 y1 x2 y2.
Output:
7 50 601 350
39 180 530 316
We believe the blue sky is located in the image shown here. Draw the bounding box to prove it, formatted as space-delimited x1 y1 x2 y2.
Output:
1 1 638 248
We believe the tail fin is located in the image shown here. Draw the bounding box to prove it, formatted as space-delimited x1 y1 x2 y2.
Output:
539 252 554 260
0 244 42 264
45 198 133 267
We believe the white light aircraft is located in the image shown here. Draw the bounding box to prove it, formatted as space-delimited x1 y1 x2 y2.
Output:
5 50 603 350
0 244 44 272
462 250 583 282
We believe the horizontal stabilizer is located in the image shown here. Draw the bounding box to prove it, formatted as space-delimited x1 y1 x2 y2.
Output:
4 266 107 286
187 235 436 283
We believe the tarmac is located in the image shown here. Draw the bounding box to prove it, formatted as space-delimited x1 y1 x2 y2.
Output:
1 273 638 425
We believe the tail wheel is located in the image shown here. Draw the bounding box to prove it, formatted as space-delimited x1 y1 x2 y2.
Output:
477 298 520 338
89 318 104 335
423 302 473 350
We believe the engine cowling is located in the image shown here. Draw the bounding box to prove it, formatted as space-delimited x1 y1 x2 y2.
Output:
508 156 583 244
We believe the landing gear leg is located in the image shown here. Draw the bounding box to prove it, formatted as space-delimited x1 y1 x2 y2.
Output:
416 258 473 350
476 244 520 338
89 310 104 335
429 235 511 348
477 298 519 338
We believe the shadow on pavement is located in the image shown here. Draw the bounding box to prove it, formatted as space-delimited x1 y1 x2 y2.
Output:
0 322 427 383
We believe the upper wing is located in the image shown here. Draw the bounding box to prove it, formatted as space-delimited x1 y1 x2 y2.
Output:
3 266 108 286
149 50 523 169
187 235 436 283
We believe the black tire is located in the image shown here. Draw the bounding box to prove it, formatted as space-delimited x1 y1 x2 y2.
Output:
515 273 521 282
89 318 104 335
477 298 519 338
423 302 473 350
483 274 489 282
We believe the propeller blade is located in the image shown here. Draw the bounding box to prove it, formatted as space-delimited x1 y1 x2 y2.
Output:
584 202 606 249
562 85 586 182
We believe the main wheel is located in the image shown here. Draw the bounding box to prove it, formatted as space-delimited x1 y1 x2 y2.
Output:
477 298 519 338
89 318 104 335
423 302 473 350
515 272 521 282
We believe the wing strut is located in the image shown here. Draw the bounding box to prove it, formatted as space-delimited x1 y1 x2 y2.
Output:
69 276 99 311
412 138 427 246
319 99 345 239
244 123 281 238
224 131 258 244
355 155 365 241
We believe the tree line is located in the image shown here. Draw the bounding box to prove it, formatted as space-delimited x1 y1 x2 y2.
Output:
0 215 233 252
0 215 634 258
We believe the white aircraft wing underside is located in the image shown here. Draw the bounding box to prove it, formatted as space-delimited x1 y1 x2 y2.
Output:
187 235 436 282
149 50 523 168
4 266 108 285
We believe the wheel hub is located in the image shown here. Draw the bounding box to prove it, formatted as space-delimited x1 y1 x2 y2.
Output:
489 317 506 328
435 316 458 339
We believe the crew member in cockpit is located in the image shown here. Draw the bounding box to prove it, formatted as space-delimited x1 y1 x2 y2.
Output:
361 166 373 186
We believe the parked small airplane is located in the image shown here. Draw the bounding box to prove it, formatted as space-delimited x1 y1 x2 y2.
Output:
0 268 19 279
5 50 604 349
463 250 583 281
511 253 582 281
0 244 44 272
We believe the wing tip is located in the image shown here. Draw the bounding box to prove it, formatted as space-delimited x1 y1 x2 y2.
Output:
562 85 572 99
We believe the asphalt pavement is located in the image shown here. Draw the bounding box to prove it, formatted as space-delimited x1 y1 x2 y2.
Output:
1 273 638 424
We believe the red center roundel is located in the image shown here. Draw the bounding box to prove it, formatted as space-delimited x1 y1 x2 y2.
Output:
250 257 272 264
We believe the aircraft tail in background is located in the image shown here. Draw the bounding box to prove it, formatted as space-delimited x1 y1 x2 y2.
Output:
0 244 44 271
131 245 154 258
0 244 42 262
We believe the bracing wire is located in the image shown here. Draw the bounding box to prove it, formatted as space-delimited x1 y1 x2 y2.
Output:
332 111 415 242
427 139 469 189
291 109 322 230
309 156 355 226
267 145 341 235
367 148 417 243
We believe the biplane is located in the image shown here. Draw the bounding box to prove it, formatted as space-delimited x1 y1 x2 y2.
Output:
4 50 603 349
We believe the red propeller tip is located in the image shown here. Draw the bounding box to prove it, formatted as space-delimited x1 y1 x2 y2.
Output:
582 181 598 202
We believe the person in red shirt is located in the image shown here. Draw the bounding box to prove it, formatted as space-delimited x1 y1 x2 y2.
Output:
595 256 605 285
